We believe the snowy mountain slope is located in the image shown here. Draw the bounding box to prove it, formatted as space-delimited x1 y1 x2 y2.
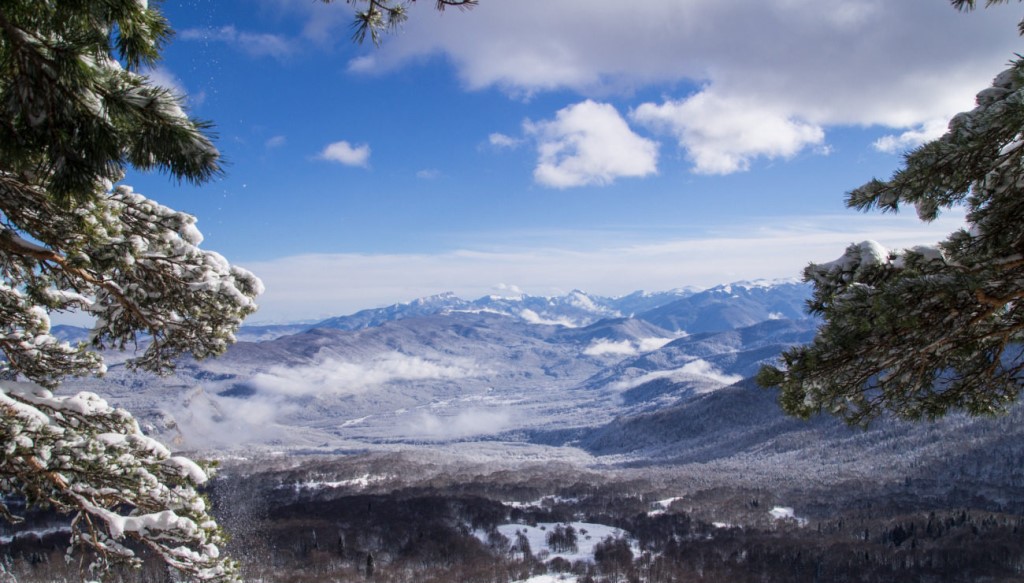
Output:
636 280 810 333
58 280 823 456
51 279 805 341
573 375 1024 505
275 280 797 333
577 319 817 406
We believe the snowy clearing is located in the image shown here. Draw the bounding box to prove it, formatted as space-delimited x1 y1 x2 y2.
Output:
490 522 634 564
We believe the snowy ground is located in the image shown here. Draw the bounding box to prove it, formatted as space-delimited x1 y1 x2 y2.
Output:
513 576 580 583
486 522 635 564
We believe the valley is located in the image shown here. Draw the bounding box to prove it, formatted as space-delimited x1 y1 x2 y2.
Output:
6 279 1024 582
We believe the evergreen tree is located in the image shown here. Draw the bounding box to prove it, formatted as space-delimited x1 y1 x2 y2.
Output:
758 0 1024 425
0 0 261 580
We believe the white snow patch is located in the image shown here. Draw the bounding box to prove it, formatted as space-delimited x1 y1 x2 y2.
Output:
648 497 683 516
770 506 808 526
506 495 581 509
290 473 383 492
0 526 72 544
490 522 634 564
339 416 370 428
513 576 578 583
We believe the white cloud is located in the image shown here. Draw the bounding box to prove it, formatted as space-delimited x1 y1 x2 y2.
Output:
318 140 371 167
583 340 637 357
180 25 295 60
610 359 743 392
631 91 825 174
407 409 516 439
492 283 525 297
873 118 950 154
249 352 480 398
323 0 1016 172
265 135 287 149
488 132 523 149
240 210 967 324
638 337 675 352
520 309 579 328
143 66 187 99
525 100 658 188
416 168 441 179
676 359 744 386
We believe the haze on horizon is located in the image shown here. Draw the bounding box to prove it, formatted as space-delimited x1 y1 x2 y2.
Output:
115 0 1021 324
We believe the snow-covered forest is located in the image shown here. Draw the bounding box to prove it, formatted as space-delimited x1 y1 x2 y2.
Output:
3 0 1024 582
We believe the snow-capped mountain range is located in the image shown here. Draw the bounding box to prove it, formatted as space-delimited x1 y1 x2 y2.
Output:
63 279 813 455
236 278 808 342
65 276 1024 482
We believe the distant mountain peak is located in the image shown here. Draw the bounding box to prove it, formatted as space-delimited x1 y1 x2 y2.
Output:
710 278 804 294
410 291 460 305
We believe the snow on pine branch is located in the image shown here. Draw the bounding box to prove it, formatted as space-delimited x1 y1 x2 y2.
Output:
0 181 263 385
0 382 237 581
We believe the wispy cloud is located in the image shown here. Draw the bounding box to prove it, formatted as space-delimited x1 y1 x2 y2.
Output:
265 135 287 150
525 100 658 188
318 140 371 167
240 211 968 323
249 353 481 398
583 340 637 357
610 359 743 392
488 132 523 149
407 409 516 439
180 25 295 60
583 337 675 357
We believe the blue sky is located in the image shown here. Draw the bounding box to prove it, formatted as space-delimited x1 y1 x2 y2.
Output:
125 0 1021 323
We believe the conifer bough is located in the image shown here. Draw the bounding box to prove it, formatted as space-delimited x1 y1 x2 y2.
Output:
758 0 1024 426
327 0 478 45
0 0 262 580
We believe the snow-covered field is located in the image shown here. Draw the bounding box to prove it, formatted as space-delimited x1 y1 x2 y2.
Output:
483 522 635 564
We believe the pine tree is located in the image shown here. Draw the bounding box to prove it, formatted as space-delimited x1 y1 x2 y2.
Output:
0 1 261 580
758 0 1024 425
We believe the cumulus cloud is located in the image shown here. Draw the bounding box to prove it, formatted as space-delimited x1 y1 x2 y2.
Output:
249 353 480 398
631 91 825 174
319 140 371 167
322 0 1015 172
525 100 658 188
492 283 525 297
873 119 950 154
180 25 295 60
